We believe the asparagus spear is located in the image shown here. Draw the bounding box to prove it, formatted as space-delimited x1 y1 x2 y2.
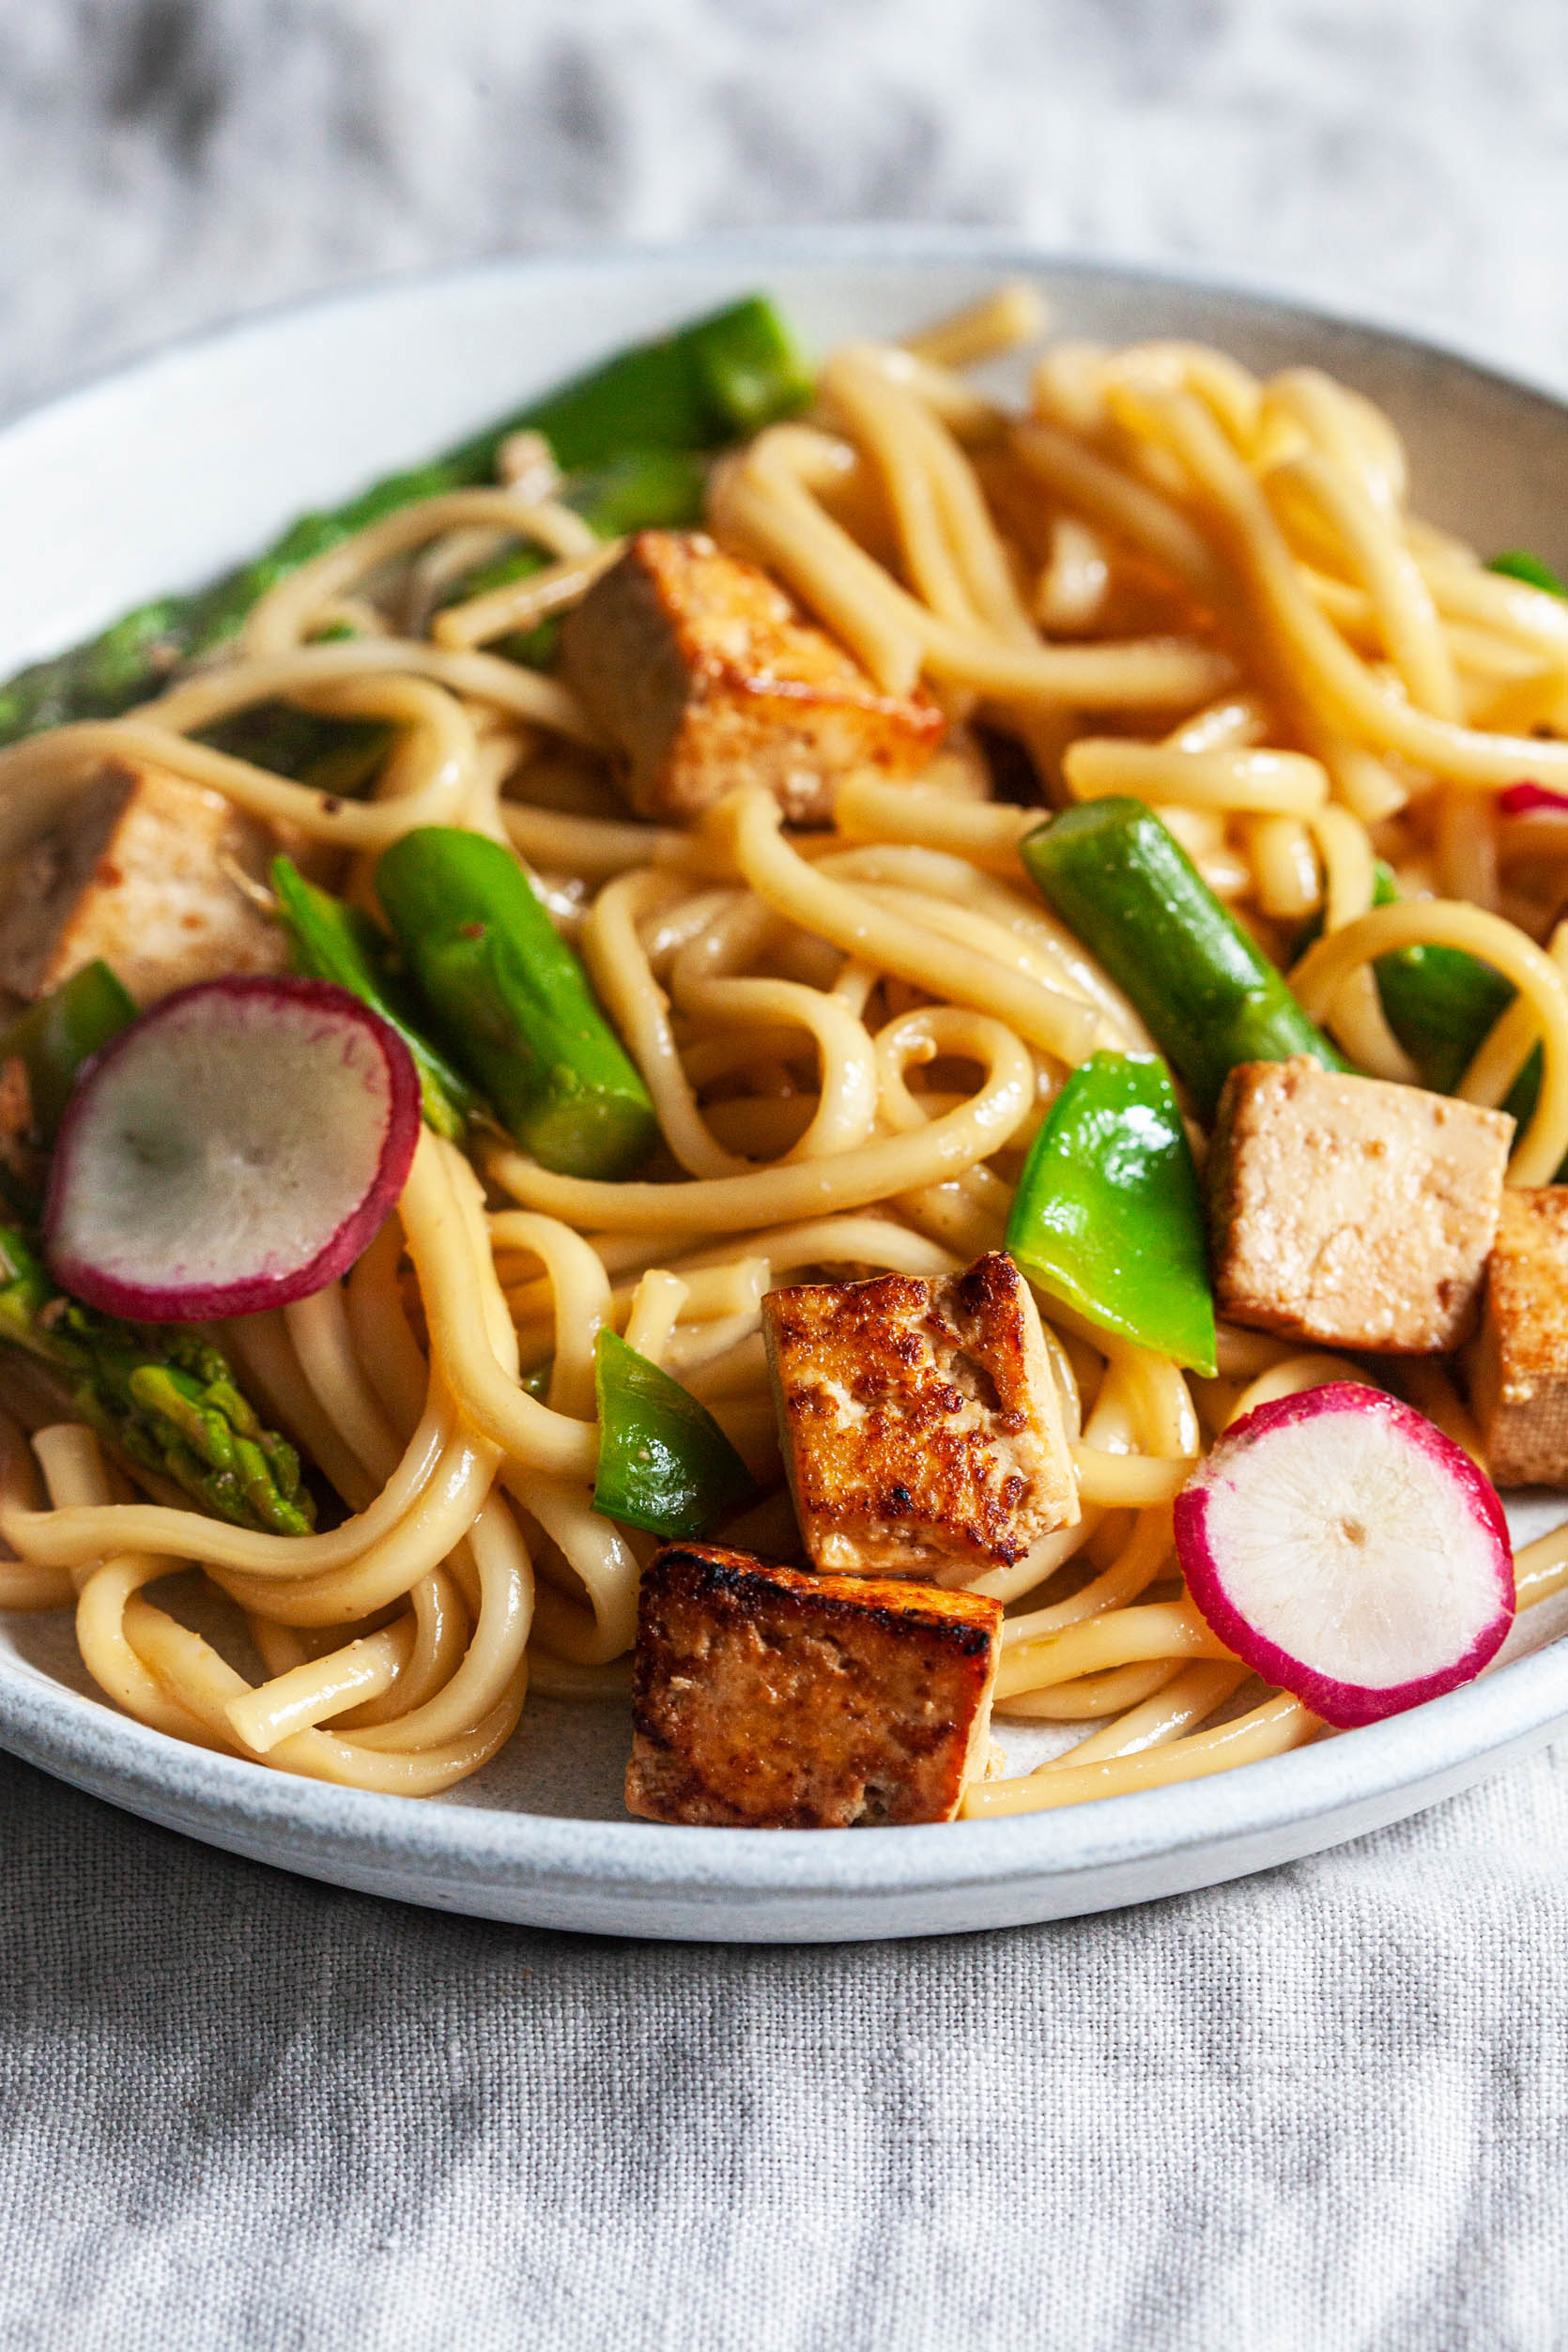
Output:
1022 798 1348 1120
0 1220 315 1534
192 448 714 776
196 703 394 797
0 296 811 747
269 857 481 1142
375 826 657 1180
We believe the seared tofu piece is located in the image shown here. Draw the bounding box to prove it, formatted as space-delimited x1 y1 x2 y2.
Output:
761 1251 1078 1583
0 1051 39 1199
560 529 945 824
625 1542 1002 1827
0 761 285 1006
1468 1188 1568 1484
1208 1056 1513 1355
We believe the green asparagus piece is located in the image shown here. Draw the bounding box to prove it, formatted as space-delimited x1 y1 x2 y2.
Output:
1488 550 1568 598
375 827 657 1180
0 961 136 1140
1022 799 1348 1120
197 702 394 797
0 296 811 746
0 1220 314 1534
500 295 812 471
270 857 480 1141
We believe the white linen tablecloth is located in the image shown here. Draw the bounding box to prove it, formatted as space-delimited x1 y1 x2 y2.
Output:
5 3 1568 2344
4 1743 1568 2349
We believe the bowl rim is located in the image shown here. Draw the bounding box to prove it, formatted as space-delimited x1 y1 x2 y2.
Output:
4 224 1568 1916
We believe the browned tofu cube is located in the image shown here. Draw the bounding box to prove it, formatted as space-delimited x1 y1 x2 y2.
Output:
560 529 945 824
0 1051 39 1200
761 1251 1078 1582
1208 1056 1513 1355
0 760 286 1006
625 1543 1003 1827
1468 1188 1568 1484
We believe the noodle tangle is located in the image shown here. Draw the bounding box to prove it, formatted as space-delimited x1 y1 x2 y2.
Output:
5 286 1568 1820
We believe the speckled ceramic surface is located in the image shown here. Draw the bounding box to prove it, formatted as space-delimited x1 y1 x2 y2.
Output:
4 234 1568 1941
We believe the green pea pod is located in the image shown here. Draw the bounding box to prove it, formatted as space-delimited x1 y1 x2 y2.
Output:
1344 864 1514 1096
0 961 136 1139
592 1330 756 1538
1005 1051 1217 1376
1022 799 1347 1120
375 826 657 1180
270 856 479 1141
1488 550 1568 598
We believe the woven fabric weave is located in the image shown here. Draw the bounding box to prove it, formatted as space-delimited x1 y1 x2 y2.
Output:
3 1745 1567 2351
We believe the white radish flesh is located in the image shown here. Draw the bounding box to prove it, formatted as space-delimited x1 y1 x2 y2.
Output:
1175 1382 1514 1729
45 976 421 1322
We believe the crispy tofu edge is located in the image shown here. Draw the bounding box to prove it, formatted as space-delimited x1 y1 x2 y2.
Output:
561 529 945 823
623 1542 1004 1829
761 1254 1078 1584
1467 1188 1568 1486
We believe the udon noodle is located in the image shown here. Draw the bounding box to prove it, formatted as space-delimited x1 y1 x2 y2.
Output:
6 279 1568 1819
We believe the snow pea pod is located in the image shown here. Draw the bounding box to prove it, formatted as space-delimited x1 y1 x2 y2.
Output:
592 1330 755 1539
1005 1050 1217 1376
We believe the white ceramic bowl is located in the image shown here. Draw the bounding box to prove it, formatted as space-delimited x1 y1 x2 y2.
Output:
4 230 1568 1942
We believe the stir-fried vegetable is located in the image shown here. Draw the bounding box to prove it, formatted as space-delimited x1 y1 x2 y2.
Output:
0 294 811 746
0 960 135 1142
516 296 811 469
375 826 657 1180
271 857 479 1141
0 1220 314 1533
196 703 394 796
1006 1051 1216 1376
592 1329 755 1539
1303 862 1514 1097
1022 798 1347 1119
1296 863 1546 1140
44 977 423 1326
1488 549 1568 597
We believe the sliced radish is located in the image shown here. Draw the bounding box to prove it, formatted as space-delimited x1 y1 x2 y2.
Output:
1499 781 1568 817
44 976 420 1322
1175 1383 1514 1729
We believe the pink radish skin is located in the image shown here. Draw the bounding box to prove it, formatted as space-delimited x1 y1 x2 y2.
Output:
1499 781 1568 817
44 975 421 1323
1175 1383 1514 1729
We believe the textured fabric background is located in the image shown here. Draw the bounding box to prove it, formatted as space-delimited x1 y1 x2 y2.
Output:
4 4 1568 2347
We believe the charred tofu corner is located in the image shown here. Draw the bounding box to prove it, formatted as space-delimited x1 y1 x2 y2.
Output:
761 1251 1078 1584
625 1543 1003 1828
1468 1187 1568 1486
560 528 946 825
0 759 287 1007
1207 1056 1513 1356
